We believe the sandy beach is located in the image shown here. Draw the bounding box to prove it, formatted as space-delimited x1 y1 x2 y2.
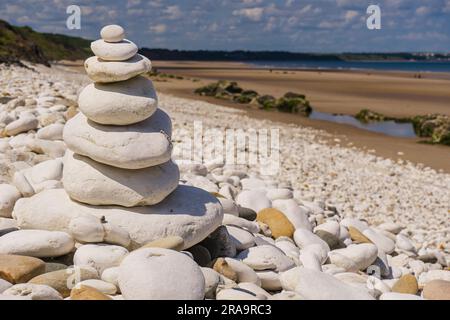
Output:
139 60 450 173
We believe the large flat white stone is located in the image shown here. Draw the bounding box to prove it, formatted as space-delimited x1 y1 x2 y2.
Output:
13 186 223 249
63 109 172 169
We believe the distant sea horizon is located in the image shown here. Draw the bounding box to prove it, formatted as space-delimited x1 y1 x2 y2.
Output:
250 60 450 73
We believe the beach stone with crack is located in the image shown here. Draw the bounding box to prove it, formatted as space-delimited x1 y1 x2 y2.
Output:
0 184 21 218
3 283 63 300
280 267 374 300
0 230 74 258
0 254 45 284
74 244 129 274
84 54 151 83
91 39 138 61
328 244 379 272
236 245 295 272
392 274 419 294
78 76 158 125
118 248 205 300
256 208 295 239
63 151 179 207
140 236 185 251
101 25 125 43
63 110 172 169
422 280 450 300
70 285 112 300
29 267 99 298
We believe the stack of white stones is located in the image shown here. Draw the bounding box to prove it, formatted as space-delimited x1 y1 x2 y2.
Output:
13 25 223 252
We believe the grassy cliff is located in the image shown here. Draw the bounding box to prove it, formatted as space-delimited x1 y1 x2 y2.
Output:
0 20 91 66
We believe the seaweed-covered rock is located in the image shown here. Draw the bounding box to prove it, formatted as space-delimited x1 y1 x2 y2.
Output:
411 114 450 145
275 97 312 116
355 109 388 123
257 95 276 109
284 92 306 100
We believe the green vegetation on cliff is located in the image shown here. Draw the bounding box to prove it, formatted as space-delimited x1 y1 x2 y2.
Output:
0 20 91 66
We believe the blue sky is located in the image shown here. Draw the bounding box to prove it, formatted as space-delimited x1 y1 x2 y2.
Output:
1 0 450 52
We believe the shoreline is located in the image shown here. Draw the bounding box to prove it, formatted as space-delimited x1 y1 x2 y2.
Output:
56 60 450 173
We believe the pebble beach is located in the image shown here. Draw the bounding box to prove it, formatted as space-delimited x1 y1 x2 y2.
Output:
0 25 449 301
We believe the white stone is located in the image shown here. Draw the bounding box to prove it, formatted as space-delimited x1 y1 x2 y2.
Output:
28 139 66 159
0 218 17 230
266 188 293 201
236 245 295 272
0 230 74 258
315 221 341 238
201 267 221 299
118 248 205 300
377 222 404 235
275 238 300 265
101 267 120 287
218 199 239 216
280 267 374 300
418 270 450 286
37 123 64 141
363 228 396 254
241 178 266 190
13 186 223 249
29 158 63 185
237 282 271 299
255 270 281 291
328 244 379 272
225 226 255 251
0 184 21 218
68 215 104 243
3 284 62 300
101 25 125 43
91 39 138 61
74 244 129 274
340 218 369 232
0 279 12 294
78 76 158 125
293 229 330 262
5 116 38 136
379 293 422 300
184 174 219 193
77 279 117 295
63 110 172 169
271 290 305 300
272 199 312 231
235 190 271 213
224 258 261 286
222 214 259 233
102 222 131 248
299 249 323 271
85 54 151 83
396 234 416 253
63 150 179 207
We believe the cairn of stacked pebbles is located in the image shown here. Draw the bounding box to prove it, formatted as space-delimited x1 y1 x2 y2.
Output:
6 25 223 300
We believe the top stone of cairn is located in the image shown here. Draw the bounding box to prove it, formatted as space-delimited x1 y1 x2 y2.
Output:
101 24 125 43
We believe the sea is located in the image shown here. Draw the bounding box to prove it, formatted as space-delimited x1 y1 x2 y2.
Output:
250 60 450 73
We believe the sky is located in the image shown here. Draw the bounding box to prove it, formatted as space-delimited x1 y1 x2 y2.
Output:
1 0 450 52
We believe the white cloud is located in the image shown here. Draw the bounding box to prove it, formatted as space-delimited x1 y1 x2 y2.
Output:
164 5 182 20
344 10 358 22
416 6 430 15
233 7 264 22
150 23 167 34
